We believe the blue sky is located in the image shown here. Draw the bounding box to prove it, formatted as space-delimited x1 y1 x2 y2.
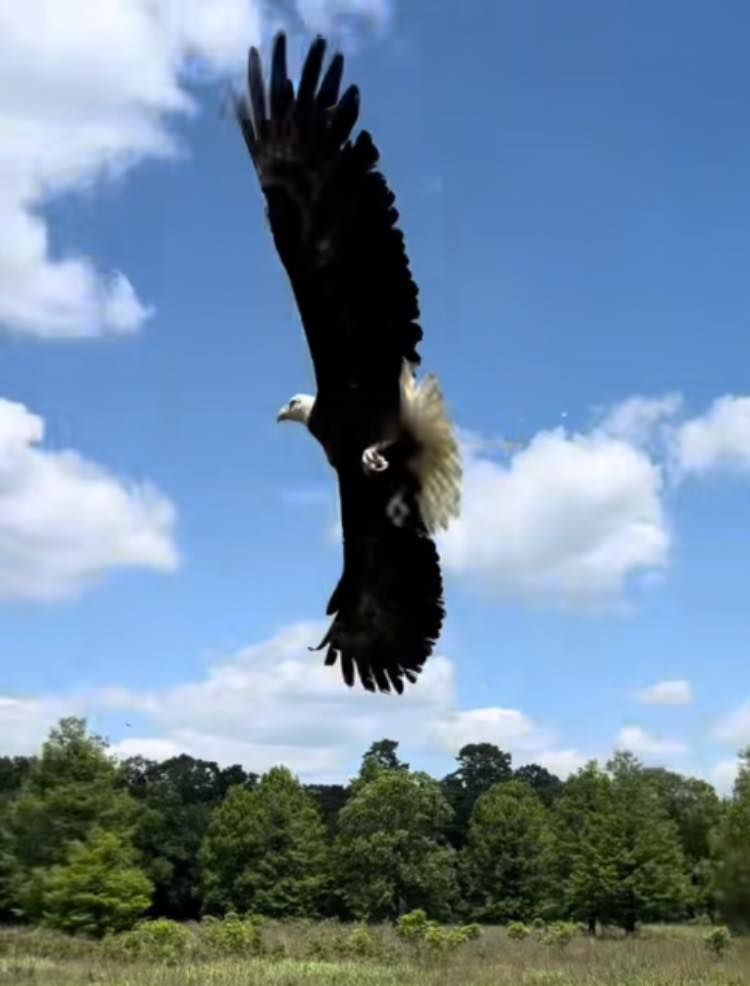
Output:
1 0 749 790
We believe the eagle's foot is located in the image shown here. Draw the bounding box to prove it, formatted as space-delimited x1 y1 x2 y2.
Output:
362 444 389 475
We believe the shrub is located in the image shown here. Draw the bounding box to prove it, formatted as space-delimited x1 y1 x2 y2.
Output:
458 922 482 940
423 924 450 952
345 925 381 959
104 919 192 965
199 914 264 958
704 926 732 958
507 921 531 941
542 921 577 948
395 911 480 956
395 909 432 942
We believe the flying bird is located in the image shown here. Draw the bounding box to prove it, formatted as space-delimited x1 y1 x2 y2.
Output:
235 32 461 694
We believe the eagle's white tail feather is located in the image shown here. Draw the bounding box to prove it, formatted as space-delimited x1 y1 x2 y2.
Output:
400 364 462 533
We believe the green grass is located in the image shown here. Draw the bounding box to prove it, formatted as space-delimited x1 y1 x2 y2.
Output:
0 922 747 985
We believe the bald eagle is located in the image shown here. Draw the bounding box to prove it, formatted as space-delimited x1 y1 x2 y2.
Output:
235 32 461 694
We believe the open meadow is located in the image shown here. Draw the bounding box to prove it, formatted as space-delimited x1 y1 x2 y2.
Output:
1 921 748 986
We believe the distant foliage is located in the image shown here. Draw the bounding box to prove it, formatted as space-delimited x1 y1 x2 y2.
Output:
0 719 746 937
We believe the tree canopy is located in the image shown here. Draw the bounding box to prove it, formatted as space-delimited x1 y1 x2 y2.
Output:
0 719 741 935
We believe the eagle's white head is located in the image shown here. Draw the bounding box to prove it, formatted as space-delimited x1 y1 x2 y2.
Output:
276 393 315 426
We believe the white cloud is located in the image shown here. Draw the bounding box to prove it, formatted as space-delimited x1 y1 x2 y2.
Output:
0 694 84 755
0 397 178 600
634 679 693 705
0 0 389 339
616 725 688 758
713 698 750 746
3 621 565 782
599 394 683 450
295 0 392 34
429 707 546 754
531 748 588 779
676 396 750 477
711 757 741 796
438 391 750 611
109 736 183 762
439 425 669 609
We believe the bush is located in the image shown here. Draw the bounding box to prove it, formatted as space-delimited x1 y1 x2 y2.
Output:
542 921 577 948
104 919 192 965
458 922 482 940
704 926 732 958
395 910 480 956
395 909 431 942
507 921 531 941
198 914 264 958
345 925 381 959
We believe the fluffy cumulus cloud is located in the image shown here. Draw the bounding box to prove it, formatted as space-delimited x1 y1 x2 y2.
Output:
440 390 750 610
0 397 178 601
439 425 669 609
676 396 750 477
634 679 693 705
616 725 688 759
599 394 684 451
711 757 741 796
3 622 578 782
0 694 85 755
0 0 389 339
712 698 750 746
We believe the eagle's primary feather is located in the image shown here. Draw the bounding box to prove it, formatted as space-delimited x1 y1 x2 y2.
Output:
236 32 460 694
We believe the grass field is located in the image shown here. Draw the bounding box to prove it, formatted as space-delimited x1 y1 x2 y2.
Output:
1 922 747 986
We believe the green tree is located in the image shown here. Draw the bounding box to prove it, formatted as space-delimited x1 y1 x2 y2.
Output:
0 820 18 921
514 763 563 807
304 783 349 836
606 752 690 931
40 828 152 937
200 766 327 918
441 744 513 848
713 749 750 931
5 718 141 920
0 757 35 804
356 739 409 787
333 769 457 920
549 762 621 933
462 780 550 922
643 767 722 916
124 754 255 920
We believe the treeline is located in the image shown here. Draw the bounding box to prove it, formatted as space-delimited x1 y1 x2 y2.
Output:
0 718 748 937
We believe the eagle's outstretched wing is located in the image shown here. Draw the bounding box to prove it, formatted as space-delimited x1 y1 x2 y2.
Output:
236 32 422 405
315 458 445 694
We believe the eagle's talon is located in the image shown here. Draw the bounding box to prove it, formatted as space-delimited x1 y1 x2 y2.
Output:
362 445 388 475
